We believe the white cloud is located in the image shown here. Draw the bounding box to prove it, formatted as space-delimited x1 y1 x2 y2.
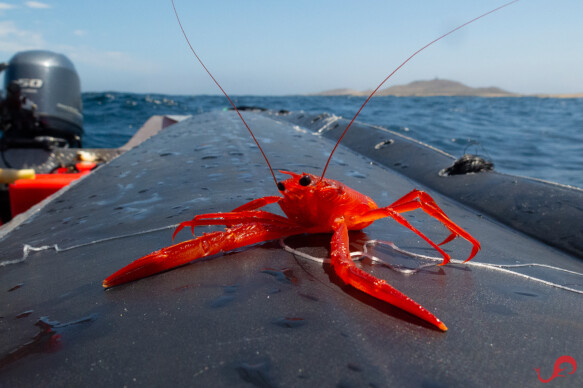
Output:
0 3 17 10
73 29 86 37
0 21 44 53
25 1 51 9
65 48 160 74
0 21 157 76
0 2 16 15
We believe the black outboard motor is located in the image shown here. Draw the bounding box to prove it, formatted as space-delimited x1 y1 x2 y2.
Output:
0 50 83 149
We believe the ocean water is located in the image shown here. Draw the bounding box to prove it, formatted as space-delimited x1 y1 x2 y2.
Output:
83 93 583 189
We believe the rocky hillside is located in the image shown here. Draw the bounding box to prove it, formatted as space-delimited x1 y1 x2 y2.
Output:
314 79 518 97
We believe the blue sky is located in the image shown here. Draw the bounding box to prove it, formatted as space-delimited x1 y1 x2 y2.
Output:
1 0 581 95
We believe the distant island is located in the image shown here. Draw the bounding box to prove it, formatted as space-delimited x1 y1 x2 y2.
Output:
312 79 583 98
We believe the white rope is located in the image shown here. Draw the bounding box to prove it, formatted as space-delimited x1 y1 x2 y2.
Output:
0 224 177 267
279 238 583 295
4 229 582 296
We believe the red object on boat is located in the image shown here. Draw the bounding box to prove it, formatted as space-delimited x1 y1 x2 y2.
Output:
9 172 89 217
76 162 97 172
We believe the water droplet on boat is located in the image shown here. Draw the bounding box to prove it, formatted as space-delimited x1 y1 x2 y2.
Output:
272 317 305 328
513 290 538 297
0 314 97 370
236 361 276 388
210 295 235 308
224 284 239 294
173 284 196 292
337 378 365 388
374 139 394 149
15 310 34 319
298 293 319 302
8 283 24 292
345 170 366 179
261 268 298 284
209 284 239 307
194 144 212 152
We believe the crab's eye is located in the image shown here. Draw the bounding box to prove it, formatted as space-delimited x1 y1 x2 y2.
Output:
277 182 285 191
299 175 311 186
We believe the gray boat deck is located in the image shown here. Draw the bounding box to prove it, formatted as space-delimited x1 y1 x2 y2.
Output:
1 111 581 386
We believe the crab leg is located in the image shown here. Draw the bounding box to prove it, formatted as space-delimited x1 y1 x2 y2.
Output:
173 210 295 239
104 222 301 288
331 217 448 331
387 189 481 262
171 195 284 239
357 190 480 265
231 196 281 212
357 207 453 264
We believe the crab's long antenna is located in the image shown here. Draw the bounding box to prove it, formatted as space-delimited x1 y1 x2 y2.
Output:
171 0 278 187
319 0 520 180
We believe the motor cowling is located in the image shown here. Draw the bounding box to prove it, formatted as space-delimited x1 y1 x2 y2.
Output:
1 50 83 148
